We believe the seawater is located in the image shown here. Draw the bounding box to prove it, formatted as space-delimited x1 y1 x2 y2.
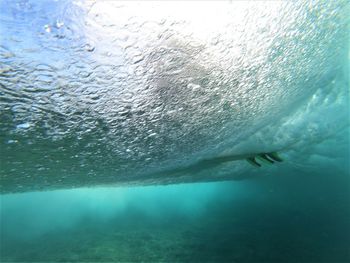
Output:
0 1 349 262
1 173 350 262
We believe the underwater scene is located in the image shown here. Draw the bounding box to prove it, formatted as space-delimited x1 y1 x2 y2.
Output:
0 0 349 262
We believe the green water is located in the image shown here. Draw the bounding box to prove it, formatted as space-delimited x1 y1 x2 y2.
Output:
2 173 350 262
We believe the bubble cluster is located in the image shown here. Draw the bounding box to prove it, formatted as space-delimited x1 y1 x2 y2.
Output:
0 0 348 193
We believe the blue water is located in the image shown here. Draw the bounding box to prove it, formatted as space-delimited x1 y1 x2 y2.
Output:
0 0 349 262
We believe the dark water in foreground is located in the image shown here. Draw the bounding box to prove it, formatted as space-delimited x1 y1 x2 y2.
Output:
1 171 349 262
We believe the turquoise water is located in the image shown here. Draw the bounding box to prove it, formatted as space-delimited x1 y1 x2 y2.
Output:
1 174 349 262
1 0 349 262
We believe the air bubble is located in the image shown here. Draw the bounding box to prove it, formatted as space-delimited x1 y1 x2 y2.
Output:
16 123 31 129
